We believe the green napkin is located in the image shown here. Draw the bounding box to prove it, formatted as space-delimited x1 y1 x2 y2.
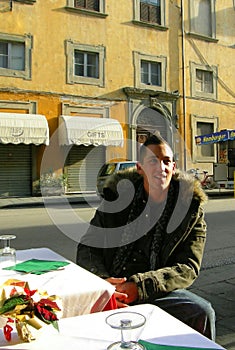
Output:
138 340 219 350
3 259 70 275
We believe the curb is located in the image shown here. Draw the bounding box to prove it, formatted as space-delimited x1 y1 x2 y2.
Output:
0 195 101 209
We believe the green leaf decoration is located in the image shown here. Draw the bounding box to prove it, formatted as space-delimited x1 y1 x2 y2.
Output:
0 296 29 314
51 320 59 332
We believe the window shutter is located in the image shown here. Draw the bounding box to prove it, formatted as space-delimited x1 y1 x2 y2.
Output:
140 3 149 21
75 0 99 11
149 4 161 24
74 0 85 8
87 0 99 11
140 2 161 24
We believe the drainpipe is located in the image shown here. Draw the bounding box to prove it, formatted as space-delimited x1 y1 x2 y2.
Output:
181 0 187 171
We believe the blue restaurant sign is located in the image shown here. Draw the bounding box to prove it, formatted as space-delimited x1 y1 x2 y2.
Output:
195 130 235 145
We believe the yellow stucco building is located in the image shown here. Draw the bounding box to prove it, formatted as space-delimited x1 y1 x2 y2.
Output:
0 0 234 196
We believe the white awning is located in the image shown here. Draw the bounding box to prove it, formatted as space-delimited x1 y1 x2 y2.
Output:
59 116 124 147
0 113 49 145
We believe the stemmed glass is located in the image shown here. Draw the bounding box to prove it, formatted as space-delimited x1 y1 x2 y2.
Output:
105 311 146 350
0 234 16 268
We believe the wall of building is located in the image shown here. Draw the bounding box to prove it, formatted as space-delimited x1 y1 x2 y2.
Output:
0 1 234 195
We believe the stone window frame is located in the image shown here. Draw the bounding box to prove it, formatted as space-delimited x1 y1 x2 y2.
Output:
62 102 110 118
0 32 32 80
191 114 218 163
132 0 168 31
133 51 167 91
13 0 36 4
65 41 105 87
65 0 107 18
0 100 37 113
188 0 217 41
190 62 217 100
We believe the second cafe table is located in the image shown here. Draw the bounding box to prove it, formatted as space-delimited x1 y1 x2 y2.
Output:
0 304 225 350
0 247 115 318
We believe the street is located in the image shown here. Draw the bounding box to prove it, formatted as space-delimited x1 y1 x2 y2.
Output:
0 202 97 262
0 196 235 348
0 197 234 269
203 198 235 269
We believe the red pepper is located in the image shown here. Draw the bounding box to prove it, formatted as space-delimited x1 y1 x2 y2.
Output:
3 323 13 341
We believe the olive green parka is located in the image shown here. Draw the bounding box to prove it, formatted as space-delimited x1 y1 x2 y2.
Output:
76 169 208 303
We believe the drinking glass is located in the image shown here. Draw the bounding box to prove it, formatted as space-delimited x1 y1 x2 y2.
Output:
0 234 16 268
105 311 146 350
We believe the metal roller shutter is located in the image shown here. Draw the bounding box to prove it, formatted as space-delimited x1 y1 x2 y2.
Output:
65 145 105 193
0 144 32 197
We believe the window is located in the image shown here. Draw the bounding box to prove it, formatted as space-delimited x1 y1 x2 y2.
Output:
197 122 214 158
74 51 99 78
140 0 161 24
191 115 218 162
74 0 99 12
133 0 166 29
190 62 217 100
196 69 213 93
134 52 166 91
66 0 106 16
0 42 25 71
66 41 105 86
141 60 161 86
189 0 216 39
0 33 32 80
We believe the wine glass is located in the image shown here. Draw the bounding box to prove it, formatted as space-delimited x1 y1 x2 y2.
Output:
0 234 16 268
105 311 146 350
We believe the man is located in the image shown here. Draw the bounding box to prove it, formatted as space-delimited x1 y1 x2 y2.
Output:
76 134 216 340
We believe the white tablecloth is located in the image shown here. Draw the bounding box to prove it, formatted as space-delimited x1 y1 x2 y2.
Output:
0 247 115 318
0 304 225 349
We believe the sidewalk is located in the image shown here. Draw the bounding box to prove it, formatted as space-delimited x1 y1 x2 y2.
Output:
0 191 234 349
0 193 101 209
189 263 235 349
0 187 233 209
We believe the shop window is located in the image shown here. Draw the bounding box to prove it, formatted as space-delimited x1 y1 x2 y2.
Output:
228 140 235 167
134 52 166 91
0 33 32 80
189 0 216 39
190 62 217 100
133 0 166 29
66 41 105 87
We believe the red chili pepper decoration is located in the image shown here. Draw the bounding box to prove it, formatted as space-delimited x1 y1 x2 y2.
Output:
3 323 13 341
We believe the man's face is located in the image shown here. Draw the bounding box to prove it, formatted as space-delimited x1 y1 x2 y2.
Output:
137 143 176 197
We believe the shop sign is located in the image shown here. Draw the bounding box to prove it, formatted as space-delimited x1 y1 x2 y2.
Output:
195 130 235 145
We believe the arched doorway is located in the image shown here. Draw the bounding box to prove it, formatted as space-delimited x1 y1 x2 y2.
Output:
136 107 173 160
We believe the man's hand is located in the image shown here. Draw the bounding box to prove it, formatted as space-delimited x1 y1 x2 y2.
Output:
106 277 138 308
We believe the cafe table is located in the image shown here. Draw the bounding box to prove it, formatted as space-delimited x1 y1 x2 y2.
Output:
0 247 115 318
0 304 225 350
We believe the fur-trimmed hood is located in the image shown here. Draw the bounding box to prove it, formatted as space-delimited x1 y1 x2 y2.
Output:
103 168 208 205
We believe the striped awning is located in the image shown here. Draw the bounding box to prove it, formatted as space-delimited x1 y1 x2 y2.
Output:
0 113 49 145
59 116 124 147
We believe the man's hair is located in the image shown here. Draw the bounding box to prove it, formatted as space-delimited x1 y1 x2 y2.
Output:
139 133 173 163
